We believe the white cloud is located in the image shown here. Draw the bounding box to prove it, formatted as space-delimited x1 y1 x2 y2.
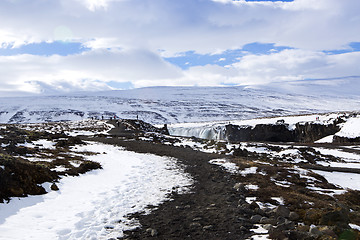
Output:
169 49 360 87
0 49 182 94
1 47 360 95
0 0 359 95
0 0 359 53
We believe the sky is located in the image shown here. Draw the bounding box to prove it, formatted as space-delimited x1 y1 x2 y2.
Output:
0 0 360 96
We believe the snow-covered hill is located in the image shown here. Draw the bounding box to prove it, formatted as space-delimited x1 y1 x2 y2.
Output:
0 86 359 124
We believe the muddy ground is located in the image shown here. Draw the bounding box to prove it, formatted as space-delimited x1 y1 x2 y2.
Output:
87 122 360 240
90 136 256 240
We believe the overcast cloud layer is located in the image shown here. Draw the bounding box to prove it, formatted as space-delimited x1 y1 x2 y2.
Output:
0 0 360 95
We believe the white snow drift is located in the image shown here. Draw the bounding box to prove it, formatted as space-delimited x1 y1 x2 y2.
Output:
0 142 192 240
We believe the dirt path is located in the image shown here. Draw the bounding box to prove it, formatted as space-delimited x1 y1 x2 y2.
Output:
89 136 256 240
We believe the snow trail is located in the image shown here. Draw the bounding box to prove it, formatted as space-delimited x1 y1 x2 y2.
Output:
0 142 192 240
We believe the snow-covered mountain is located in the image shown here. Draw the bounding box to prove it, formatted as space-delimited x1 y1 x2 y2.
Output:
0 85 359 124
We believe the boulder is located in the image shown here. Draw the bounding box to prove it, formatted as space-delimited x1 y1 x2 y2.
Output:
274 205 290 218
289 211 300 221
250 215 262 223
51 183 59 191
319 207 350 229
309 225 322 237
304 209 321 225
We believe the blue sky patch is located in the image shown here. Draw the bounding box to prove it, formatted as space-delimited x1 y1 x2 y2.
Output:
107 81 134 90
324 42 360 55
245 0 293 2
0 41 89 56
165 42 292 69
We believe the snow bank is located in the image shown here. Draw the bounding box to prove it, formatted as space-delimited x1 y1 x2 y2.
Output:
312 170 360 191
315 135 334 143
209 159 239 174
0 142 192 240
336 116 360 138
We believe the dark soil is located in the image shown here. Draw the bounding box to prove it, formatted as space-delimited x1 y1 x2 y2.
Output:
88 121 360 240
89 136 257 240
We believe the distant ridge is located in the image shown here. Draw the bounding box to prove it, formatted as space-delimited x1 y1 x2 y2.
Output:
0 85 359 124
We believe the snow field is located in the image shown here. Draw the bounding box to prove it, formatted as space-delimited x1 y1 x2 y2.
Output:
312 170 360 191
336 116 360 138
0 142 193 240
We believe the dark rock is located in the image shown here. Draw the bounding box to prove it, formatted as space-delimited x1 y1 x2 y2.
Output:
250 215 262 223
76 161 102 174
309 225 322 237
9 187 24 196
0 154 58 202
263 224 274 231
225 120 341 143
56 136 84 148
304 209 321 225
297 225 310 232
289 211 300 221
249 201 260 210
145 228 158 237
269 227 288 240
203 225 214 231
318 226 337 238
284 220 295 230
319 207 350 229
260 217 277 225
239 203 251 209
287 230 315 240
276 219 295 231
254 208 265 216
233 183 246 192
51 183 59 191
333 135 360 143
274 205 290 218
277 216 286 225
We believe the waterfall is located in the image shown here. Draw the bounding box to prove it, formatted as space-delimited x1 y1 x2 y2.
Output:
168 124 226 140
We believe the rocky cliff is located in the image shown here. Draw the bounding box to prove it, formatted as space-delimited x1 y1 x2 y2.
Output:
225 120 342 143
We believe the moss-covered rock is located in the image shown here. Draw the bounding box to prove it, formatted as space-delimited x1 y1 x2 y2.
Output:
0 154 58 203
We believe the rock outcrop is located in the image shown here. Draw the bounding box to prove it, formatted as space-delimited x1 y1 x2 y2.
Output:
225 121 341 143
0 154 59 203
109 119 169 135
333 135 360 143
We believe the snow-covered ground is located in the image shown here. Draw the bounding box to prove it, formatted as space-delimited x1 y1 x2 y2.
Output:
312 170 360 191
19 119 113 136
1 86 360 124
336 116 360 138
0 142 192 240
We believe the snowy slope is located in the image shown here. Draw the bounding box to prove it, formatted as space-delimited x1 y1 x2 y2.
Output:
0 86 359 124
